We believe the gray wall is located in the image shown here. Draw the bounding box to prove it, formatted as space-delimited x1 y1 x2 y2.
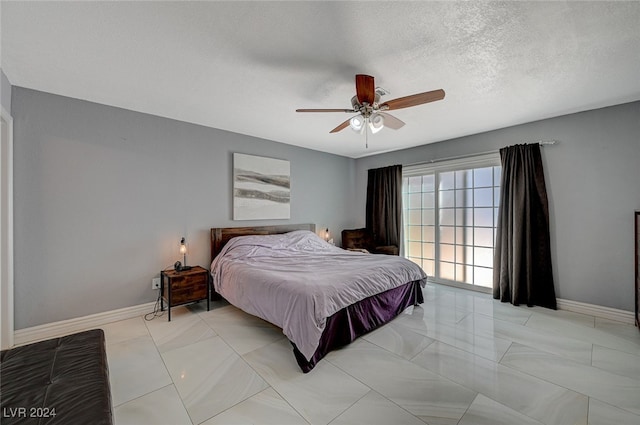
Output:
12 87 355 329
0 69 10 112
355 101 640 312
11 84 640 328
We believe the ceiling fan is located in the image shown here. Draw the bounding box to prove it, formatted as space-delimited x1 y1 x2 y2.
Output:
296 74 445 137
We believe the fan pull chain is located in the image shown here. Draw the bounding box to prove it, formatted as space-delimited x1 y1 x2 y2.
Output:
365 124 369 149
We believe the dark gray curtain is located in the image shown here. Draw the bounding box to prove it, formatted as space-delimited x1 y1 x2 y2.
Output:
493 144 556 309
366 165 402 247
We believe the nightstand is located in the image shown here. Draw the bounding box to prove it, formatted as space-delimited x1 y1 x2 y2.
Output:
160 266 210 321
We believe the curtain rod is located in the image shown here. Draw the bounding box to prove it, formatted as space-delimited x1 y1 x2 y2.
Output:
406 140 558 166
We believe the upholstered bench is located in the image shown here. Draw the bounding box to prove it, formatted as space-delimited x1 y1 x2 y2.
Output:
0 329 113 425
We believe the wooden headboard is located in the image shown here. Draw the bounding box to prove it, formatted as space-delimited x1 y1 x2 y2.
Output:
211 224 316 261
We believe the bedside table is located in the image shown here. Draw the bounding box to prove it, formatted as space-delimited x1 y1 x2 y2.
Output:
160 266 210 321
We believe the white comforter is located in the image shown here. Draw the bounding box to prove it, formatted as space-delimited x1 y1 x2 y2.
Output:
210 230 427 360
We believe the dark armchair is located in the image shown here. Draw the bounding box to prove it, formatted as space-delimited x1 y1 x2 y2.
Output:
341 228 399 256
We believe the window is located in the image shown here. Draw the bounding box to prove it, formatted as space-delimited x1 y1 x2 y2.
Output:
402 154 501 289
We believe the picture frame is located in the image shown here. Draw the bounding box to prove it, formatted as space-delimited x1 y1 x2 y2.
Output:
233 153 291 220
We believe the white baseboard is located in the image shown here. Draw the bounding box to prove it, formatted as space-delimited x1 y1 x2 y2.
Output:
13 301 156 347
557 298 635 325
433 280 635 325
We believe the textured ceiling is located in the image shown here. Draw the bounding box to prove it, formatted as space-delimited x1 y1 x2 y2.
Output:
2 1 639 158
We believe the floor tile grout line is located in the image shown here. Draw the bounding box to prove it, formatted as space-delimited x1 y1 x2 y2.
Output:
411 338 585 425
497 358 636 421
528 319 640 358
454 393 478 425
262 385 314 425
524 312 640 353
497 343 640 419
324 356 426 424
105 321 174 409
113 384 195 425
589 343 640 383
324 389 371 425
455 310 604 365
105 334 192 421
392 312 513 365
229 337 315 424
142 316 196 425
460 392 549 425
496 341 513 364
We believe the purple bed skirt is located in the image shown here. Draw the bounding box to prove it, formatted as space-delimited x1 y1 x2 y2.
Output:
292 280 424 373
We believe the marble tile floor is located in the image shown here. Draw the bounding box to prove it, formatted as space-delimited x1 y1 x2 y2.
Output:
105 283 640 425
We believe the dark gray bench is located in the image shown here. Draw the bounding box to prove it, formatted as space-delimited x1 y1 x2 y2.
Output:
1 329 113 425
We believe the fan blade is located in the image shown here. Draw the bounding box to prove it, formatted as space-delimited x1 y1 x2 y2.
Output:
379 112 405 130
381 89 445 110
330 118 351 133
355 74 375 105
296 108 355 113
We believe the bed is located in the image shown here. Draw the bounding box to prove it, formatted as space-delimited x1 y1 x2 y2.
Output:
210 224 427 372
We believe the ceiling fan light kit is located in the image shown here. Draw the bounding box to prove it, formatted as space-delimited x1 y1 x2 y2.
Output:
348 112 384 134
296 74 445 147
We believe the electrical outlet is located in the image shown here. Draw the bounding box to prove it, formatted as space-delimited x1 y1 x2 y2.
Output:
151 277 161 290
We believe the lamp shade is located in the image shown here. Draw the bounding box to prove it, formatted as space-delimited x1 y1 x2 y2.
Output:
349 115 364 132
369 113 384 133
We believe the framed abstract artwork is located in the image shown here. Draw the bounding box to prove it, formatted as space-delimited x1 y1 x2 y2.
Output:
233 153 290 220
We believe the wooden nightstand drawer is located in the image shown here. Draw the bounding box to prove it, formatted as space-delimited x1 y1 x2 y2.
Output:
169 273 207 289
160 266 210 321
170 285 208 304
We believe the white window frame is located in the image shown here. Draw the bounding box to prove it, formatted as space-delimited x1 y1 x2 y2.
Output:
403 153 501 293
1 105 14 349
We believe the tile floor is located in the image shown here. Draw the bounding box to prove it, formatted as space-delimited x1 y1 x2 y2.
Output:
105 283 640 425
